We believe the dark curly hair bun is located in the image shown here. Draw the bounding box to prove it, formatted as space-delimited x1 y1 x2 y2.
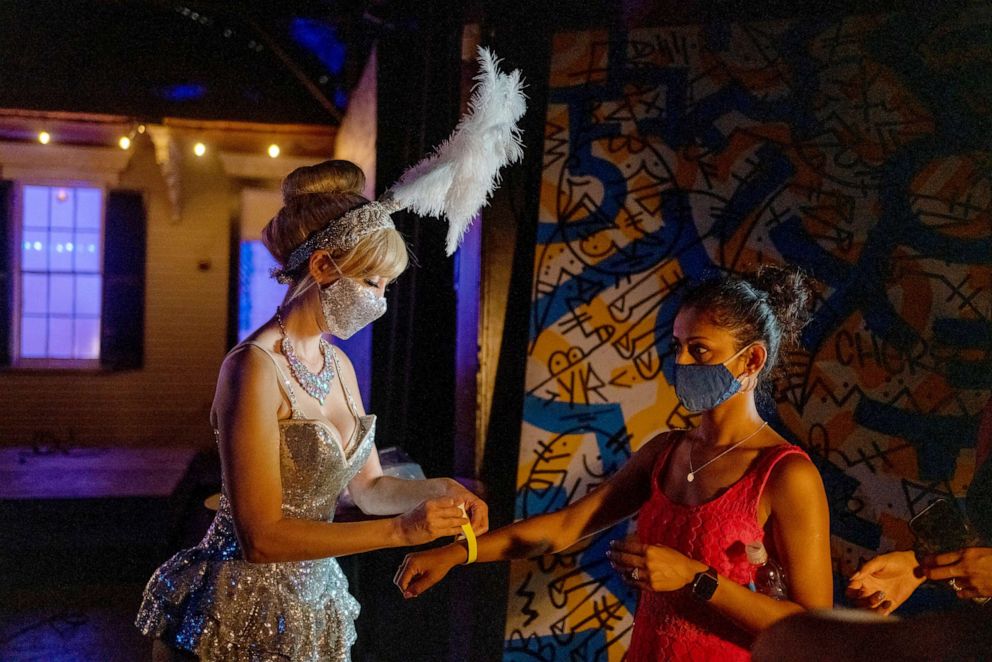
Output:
681 264 814 388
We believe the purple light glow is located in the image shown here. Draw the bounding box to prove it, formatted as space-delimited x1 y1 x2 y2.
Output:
18 184 104 361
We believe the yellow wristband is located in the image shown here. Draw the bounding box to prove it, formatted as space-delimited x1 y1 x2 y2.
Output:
457 504 477 564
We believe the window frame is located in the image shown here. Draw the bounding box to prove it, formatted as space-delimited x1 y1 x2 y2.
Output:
11 178 107 370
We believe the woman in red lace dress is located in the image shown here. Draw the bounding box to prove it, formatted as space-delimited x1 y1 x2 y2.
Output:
395 265 833 660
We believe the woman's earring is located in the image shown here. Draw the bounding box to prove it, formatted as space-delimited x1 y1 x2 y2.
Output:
741 371 756 392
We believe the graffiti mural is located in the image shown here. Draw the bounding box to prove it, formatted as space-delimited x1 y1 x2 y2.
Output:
506 7 992 660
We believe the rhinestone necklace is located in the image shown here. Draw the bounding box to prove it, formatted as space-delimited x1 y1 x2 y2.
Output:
276 308 336 405
687 421 768 483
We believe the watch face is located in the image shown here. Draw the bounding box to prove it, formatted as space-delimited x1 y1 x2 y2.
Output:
692 569 718 601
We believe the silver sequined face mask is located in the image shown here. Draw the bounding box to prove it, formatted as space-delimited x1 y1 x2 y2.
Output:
318 266 387 340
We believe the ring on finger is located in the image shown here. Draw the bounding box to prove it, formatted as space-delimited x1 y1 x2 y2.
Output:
949 578 962 592
631 568 640 582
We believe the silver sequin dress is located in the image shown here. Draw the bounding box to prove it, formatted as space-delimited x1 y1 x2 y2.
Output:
136 343 376 661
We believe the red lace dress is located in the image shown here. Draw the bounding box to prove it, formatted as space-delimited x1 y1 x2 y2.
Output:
627 437 806 661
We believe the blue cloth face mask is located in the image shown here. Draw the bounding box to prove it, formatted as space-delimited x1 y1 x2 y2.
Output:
673 344 753 412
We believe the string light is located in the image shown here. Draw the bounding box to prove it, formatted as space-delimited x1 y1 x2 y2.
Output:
267 144 280 158
193 142 206 157
119 136 131 150
38 131 51 144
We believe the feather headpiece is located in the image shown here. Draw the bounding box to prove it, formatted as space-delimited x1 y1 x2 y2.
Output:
273 47 525 283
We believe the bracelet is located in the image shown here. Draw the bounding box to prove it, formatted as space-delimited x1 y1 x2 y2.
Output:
458 504 477 564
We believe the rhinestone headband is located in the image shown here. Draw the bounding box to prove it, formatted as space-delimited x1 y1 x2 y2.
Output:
271 192 403 284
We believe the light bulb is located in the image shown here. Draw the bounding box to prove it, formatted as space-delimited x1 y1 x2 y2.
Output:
119 136 131 150
267 144 280 158
193 142 206 157
38 131 51 144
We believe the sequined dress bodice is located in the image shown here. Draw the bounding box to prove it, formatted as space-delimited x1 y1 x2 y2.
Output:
136 343 375 661
627 436 806 662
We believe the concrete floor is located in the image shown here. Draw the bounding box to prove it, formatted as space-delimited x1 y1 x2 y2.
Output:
0 448 217 662
0 582 151 661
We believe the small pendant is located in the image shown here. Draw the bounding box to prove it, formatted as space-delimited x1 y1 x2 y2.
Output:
687 472 694 482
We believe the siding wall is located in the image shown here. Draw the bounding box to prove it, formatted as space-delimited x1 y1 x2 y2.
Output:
2 136 249 449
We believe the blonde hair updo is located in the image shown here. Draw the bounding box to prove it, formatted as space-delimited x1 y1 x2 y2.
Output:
261 160 409 302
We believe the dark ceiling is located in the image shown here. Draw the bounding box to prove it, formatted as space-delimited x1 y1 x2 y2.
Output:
1 0 939 126
0 0 390 125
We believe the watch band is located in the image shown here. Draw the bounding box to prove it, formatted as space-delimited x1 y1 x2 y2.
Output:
691 566 719 601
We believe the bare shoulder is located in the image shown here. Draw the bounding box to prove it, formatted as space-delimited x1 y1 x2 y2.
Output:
329 344 366 409
330 345 361 386
627 429 682 469
219 343 275 384
641 429 683 453
330 343 355 371
767 449 825 500
214 344 283 414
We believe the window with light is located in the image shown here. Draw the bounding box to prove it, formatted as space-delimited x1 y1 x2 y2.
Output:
18 184 103 363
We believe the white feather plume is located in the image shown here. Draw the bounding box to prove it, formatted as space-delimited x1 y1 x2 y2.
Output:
388 46 526 256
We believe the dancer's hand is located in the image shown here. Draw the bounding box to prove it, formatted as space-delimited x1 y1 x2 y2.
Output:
847 550 924 615
393 498 469 546
608 537 706 592
924 547 992 599
438 478 489 534
394 544 464 598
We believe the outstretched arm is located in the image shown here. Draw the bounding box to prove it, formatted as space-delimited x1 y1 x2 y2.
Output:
394 434 671 597
216 347 468 563
332 349 488 531
846 551 925 614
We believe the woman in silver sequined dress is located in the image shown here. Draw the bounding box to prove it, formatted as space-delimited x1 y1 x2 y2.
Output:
135 161 489 661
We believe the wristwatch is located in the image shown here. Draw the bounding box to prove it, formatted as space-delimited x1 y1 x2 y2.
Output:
690 566 719 601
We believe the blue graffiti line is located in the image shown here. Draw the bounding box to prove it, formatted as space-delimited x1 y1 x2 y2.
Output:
535 141 795 383
532 146 790 345
518 395 631 518
505 626 611 662
768 10 992 358
966 455 992 541
575 526 639 614
934 318 992 390
901 220 992 264
521 395 630 448
518 395 640 614
933 319 992 349
854 398 979 481
945 358 992 391
770 215 921 353
772 142 992 358
543 541 639 631
866 11 990 152
535 25 821 343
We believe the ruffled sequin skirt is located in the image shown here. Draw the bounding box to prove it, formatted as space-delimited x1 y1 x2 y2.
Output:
135 538 359 661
